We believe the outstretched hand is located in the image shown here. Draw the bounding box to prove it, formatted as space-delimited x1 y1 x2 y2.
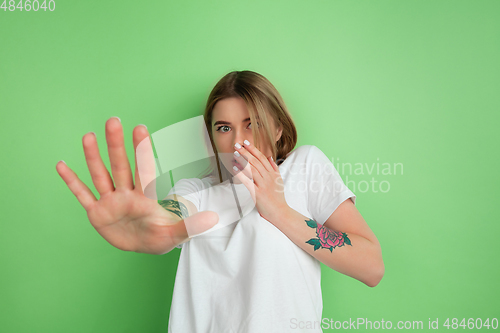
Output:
56 117 218 255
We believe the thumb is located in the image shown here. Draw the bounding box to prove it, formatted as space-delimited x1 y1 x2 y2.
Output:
174 210 219 240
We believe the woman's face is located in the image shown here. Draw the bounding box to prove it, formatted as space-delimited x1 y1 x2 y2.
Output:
211 97 281 177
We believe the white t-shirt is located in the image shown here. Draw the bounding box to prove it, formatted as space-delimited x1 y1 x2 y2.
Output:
167 145 356 333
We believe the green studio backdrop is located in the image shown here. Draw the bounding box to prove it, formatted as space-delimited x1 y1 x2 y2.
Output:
1 0 499 332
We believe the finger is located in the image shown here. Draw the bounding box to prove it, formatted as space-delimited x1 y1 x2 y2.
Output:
245 161 264 185
166 211 220 244
105 117 134 190
235 146 265 180
241 140 273 172
233 151 253 180
133 124 156 198
268 156 279 172
233 169 256 202
56 161 97 211
183 211 219 238
82 132 115 195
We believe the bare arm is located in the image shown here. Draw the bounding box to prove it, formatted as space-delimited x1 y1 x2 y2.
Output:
268 199 384 287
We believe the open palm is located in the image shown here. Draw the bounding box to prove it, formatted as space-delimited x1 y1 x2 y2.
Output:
56 117 218 255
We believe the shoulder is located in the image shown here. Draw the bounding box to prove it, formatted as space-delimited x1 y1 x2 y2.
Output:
173 177 209 191
280 145 329 176
285 145 327 163
291 145 324 155
283 145 317 160
279 145 325 169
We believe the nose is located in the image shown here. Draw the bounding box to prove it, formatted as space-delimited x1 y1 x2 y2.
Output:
233 130 251 148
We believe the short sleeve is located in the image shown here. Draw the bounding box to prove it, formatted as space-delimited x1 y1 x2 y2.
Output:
306 145 356 225
166 178 203 249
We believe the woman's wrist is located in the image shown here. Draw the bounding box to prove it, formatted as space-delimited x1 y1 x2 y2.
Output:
265 203 294 228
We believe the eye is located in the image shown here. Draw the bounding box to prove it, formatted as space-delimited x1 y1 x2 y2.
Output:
216 125 230 133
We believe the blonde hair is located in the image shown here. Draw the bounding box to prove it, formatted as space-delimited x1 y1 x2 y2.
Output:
199 70 297 183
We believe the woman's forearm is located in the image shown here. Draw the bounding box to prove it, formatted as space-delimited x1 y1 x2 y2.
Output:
268 205 384 287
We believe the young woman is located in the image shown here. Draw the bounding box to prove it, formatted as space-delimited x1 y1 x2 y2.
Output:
56 70 384 333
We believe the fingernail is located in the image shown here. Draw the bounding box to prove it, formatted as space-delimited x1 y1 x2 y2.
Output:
271 156 274 161
113 117 121 122
243 140 250 146
233 166 239 171
59 160 66 165
234 151 240 157
138 124 147 129
234 143 242 149
89 132 96 136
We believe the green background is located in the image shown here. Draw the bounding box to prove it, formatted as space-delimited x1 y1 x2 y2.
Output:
1 0 499 332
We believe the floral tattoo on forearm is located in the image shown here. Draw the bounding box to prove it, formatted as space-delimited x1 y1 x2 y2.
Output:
305 219 352 252
158 199 189 220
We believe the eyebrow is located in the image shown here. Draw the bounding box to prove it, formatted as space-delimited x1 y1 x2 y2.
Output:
213 117 251 127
